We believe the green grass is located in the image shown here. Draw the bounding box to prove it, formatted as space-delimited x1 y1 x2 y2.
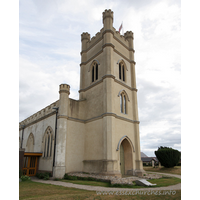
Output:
61 177 181 188
144 166 181 175
148 177 181 187
61 179 110 187
19 180 181 200
19 180 94 200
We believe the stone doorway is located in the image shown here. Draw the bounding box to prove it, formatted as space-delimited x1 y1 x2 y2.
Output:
120 138 133 175
120 144 125 175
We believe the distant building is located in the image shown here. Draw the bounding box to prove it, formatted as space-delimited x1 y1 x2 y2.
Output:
140 152 148 157
141 157 158 166
141 152 158 166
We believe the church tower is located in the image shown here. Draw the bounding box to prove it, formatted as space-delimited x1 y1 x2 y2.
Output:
79 9 144 177
18 9 144 179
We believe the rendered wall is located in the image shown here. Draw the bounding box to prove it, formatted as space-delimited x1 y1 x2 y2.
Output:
65 120 85 173
20 114 56 172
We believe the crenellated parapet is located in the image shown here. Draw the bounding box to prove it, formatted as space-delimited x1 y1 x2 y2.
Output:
59 83 70 95
19 100 59 129
112 27 129 47
81 32 90 42
103 9 113 28
79 8 135 72
124 31 134 40
81 32 91 51
87 28 103 48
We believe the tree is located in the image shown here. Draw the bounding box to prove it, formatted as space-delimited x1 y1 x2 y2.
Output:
154 146 181 168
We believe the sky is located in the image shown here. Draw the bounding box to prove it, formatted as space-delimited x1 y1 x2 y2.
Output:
18 0 181 157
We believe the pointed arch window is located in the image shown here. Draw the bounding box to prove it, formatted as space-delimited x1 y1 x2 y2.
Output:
118 90 129 114
123 95 126 114
120 94 123 113
119 62 125 82
91 62 98 82
43 127 53 158
120 93 127 114
26 133 34 152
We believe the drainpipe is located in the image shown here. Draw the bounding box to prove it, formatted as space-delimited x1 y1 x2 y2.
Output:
52 107 59 171
20 125 25 148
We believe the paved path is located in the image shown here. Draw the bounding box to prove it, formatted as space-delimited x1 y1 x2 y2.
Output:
31 172 181 191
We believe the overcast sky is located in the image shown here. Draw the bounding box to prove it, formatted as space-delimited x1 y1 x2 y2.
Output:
19 0 181 157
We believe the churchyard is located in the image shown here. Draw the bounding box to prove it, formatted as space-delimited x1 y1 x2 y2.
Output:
19 166 181 200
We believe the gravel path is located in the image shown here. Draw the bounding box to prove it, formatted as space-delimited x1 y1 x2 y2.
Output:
31 172 181 191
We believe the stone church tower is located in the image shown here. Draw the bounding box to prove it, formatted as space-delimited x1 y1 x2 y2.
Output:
19 9 144 178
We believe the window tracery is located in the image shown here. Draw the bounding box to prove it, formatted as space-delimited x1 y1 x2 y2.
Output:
43 127 53 158
118 90 129 114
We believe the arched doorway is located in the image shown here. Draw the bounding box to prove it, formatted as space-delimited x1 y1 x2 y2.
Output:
120 144 125 175
120 138 133 176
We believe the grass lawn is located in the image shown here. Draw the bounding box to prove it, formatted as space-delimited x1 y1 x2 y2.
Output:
61 177 181 188
143 166 181 175
19 180 181 200
61 179 110 187
148 177 181 187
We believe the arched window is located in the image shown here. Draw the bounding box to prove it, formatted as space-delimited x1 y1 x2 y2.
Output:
120 94 123 113
43 127 53 158
26 133 34 152
120 93 127 114
91 62 98 82
118 90 129 114
119 61 125 82
123 95 126 114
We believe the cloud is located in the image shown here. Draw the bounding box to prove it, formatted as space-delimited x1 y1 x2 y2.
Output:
19 0 181 156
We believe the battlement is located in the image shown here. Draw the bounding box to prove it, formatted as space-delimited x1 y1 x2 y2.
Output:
80 9 133 55
19 100 59 128
112 27 129 46
81 32 90 41
59 84 70 94
103 9 113 29
103 9 113 21
124 31 134 40
88 28 103 46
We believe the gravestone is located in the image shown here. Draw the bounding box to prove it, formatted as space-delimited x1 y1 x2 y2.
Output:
135 179 157 186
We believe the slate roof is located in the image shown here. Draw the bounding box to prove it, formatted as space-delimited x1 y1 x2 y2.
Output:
140 152 148 157
141 157 157 162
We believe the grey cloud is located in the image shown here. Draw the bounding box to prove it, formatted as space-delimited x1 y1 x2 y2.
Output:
137 78 180 123
19 0 181 157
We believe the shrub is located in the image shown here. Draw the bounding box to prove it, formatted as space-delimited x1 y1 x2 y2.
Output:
43 173 49 180
155 146 181 168
77 176 88 181
87 177 96 181
36 172 49 180
63 174 111 184
21 175 31 181
111 183 133 188
63 174 77 180
36 173 40 178
39 173 45 179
